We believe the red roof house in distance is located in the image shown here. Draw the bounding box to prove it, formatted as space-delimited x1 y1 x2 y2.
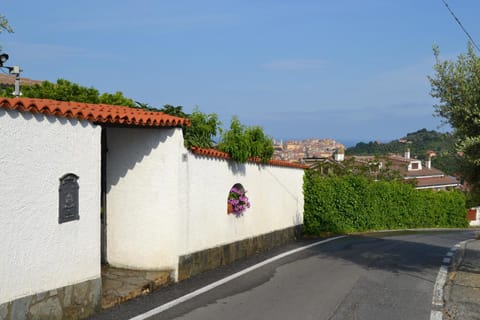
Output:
348 148 460 190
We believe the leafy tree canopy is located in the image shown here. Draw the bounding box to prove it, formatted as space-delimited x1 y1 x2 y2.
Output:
0 73 272 163
158 106 274 162
218 116 274 163
0 14 13 34
0 78 136 107
429 43 480 196
0 13 13 52
346 128 459 175
309 155 403 182
183 107 220 149
159 104 189 118
155 104 220 149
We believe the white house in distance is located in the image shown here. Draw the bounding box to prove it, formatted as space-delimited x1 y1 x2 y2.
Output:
346 149 460 190
0 97 305 319
388 150 460 190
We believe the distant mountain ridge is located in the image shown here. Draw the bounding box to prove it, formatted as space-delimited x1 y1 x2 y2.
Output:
346 128 459 175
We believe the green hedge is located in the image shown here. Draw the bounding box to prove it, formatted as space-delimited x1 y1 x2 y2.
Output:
303 171 468 234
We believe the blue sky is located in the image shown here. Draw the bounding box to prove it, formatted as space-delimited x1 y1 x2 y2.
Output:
2 1 479 145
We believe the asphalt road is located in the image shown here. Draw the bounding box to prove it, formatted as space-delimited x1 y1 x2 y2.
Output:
91 230 476 320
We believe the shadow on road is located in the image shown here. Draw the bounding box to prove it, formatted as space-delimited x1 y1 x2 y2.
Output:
89 230 476 320
299 230 474 276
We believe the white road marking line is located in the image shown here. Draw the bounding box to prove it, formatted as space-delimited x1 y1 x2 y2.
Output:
431 239 473 318
430 310 443 320
129 236 347 320
432 265 448 306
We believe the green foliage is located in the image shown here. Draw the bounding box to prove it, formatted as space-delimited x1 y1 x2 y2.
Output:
0 13 13 52
134 101 157 111
245 126 275 162
311 156 402 181
159 104 189 118
218 117 250 162
183 107 220 149
0 73 270 163
99 91 136 107
303 171 468 234
346 128 458 175
429 44 480 200
0 14 12 34
217 116 274 163
157 104 220 149
5 79 136 107
20 79 98 102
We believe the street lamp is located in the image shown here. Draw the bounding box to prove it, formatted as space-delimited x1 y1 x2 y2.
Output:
0 52 22 97
0 53 8 66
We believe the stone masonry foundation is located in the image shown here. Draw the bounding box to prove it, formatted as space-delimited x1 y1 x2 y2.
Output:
178 225 303 281
0 278 101 320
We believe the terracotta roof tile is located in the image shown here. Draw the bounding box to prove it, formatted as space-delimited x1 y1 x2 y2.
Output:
190 146 308 169
414 175 460 188
0 98 190 127
263 159 309 169
404 167 444 178
191 146 231 159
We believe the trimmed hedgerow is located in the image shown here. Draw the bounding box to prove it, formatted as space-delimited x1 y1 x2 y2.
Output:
303 171 468 234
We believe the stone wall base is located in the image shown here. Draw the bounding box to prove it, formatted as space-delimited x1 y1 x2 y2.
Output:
178 225 303 281
0 278 101 320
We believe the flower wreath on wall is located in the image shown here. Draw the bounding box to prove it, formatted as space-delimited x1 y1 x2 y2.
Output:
227 183 250 216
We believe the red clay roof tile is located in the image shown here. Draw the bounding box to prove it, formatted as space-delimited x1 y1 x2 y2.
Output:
413 175 460 188
190 146 308 169
191 146 231 159
0 98 190 127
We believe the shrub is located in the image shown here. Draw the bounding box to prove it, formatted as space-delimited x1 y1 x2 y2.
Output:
303 171 468 234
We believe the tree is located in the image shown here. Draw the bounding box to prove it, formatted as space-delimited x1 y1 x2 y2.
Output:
98 91 136 107
158 104 222 149
218 117 251 162
309 156 402 181
183 107 220 149
159 104 189 118
345 128 458 174
0 14 12 34
429 43 480 198
218 116 274 163
1 78 136 107
244 125 275 162
0 14 13 52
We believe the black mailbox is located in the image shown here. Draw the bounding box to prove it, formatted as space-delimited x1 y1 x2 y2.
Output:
59 173 79 223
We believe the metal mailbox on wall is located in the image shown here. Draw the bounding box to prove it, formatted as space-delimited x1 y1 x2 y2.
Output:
59 173 79 223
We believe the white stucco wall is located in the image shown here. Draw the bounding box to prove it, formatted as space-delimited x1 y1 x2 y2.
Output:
178 154 304 256
0 109 101 304
105 127 186 270
106 125 304 273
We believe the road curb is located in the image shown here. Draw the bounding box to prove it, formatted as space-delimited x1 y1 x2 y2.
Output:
442 240 469 304
442 239 480 319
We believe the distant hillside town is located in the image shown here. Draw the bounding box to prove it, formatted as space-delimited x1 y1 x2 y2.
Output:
272 138 345 162
271 136 460 191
